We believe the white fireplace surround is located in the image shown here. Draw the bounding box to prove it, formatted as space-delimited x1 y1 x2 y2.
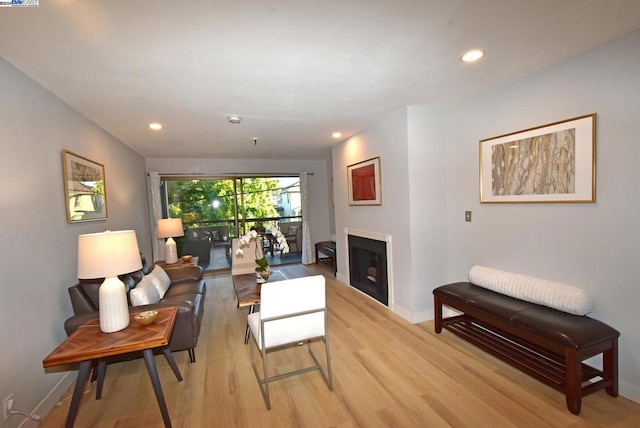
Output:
344 228 393 308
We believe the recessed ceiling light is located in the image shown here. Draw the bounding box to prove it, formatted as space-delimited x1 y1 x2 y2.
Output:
461 49 485 63
331 132 342 138
149 123 163 130
228 116 241 124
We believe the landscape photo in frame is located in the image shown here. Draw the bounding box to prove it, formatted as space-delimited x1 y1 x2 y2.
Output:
63 150 108 222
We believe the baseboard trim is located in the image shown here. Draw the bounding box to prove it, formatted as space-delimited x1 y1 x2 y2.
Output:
620 379 640 405
410 309 433 324
22 371 75 427
391 303 412 322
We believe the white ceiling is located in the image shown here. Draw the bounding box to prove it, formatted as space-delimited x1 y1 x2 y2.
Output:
2 0 640 160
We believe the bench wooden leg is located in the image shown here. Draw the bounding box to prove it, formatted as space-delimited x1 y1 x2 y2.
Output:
565 347 582 415
604 338 619 397
434 294 443 333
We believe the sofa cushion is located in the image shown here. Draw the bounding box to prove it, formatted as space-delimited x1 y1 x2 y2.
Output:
147 265 171 298
130 276 161 306
79 281 101 308
164 279 206 297
161 293 204 339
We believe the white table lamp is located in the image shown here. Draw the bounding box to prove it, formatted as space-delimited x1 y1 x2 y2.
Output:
157 218 184 264
77 230 142 333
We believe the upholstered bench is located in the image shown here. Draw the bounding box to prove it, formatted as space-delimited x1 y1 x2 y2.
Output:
315 241 336 276
433 267 619 415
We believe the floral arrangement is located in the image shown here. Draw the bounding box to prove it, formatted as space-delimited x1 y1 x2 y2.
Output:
235 224 290 277
235 224 290 256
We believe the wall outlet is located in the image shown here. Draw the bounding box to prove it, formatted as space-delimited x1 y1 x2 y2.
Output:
3 394 13 420
465 211 472 222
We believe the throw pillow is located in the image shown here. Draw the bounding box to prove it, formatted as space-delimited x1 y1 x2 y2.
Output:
129 276 161 306
147 265 172 298
210 230 221 241
468 265 594 316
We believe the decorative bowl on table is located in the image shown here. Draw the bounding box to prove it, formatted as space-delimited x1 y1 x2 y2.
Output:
181 255 193 263
134 310 159 325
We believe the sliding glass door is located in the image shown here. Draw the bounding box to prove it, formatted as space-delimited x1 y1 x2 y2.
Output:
161 175 302 271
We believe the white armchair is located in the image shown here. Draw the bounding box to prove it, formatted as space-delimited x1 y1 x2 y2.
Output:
247 275 333 409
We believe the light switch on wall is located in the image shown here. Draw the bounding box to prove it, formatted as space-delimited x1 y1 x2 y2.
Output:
465 211 472 222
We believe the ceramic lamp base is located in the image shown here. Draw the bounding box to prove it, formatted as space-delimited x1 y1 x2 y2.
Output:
165 237 178 264
99 276 130 333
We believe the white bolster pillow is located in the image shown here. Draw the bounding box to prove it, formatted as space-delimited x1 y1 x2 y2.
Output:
468 265 594 316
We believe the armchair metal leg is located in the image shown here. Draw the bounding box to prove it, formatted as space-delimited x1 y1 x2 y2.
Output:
262 343 271 409
308 336 333 390
249 334 333 410
244 305 256 345
249 330 271 409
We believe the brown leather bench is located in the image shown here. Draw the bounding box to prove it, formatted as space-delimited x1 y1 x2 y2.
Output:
433 282 619 414
315 241 336 276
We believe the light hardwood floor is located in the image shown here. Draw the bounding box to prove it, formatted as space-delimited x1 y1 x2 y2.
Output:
41 263 640 427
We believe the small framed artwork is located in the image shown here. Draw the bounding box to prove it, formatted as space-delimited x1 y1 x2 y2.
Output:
62 150 108 222
480 113 596 203
347 156 382 205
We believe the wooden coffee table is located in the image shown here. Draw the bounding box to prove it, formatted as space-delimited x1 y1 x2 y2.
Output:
43 307 181 428
232 270 288 343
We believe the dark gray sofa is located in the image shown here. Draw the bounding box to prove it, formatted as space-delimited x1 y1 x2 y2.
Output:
64 261 206 363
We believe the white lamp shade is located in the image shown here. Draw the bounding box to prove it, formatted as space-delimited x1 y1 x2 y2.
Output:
77 230 142 279
157 218 184 239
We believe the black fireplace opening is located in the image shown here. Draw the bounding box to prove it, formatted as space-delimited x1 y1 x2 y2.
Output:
348 235 388 305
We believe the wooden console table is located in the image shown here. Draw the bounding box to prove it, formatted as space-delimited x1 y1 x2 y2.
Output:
43 307 181 428
155 256 199 269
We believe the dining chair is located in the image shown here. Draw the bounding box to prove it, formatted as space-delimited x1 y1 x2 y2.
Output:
231 237 263 276
283 225 299 253
248 275 333 409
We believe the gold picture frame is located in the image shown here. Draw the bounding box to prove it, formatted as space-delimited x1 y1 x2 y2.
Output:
347 156 382 206
62 150 108 222
480 113 596 203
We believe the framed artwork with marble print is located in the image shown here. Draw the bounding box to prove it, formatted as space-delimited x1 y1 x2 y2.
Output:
479 113 596 203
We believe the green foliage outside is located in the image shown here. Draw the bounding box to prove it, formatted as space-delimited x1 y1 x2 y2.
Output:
166 178 281 233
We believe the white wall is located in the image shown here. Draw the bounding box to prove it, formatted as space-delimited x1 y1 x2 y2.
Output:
407 106 449 321
332 107 449 322
0 58 151 427
332 108 415 317
144 158 333 249
331 29 640 402
443 30 640 401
